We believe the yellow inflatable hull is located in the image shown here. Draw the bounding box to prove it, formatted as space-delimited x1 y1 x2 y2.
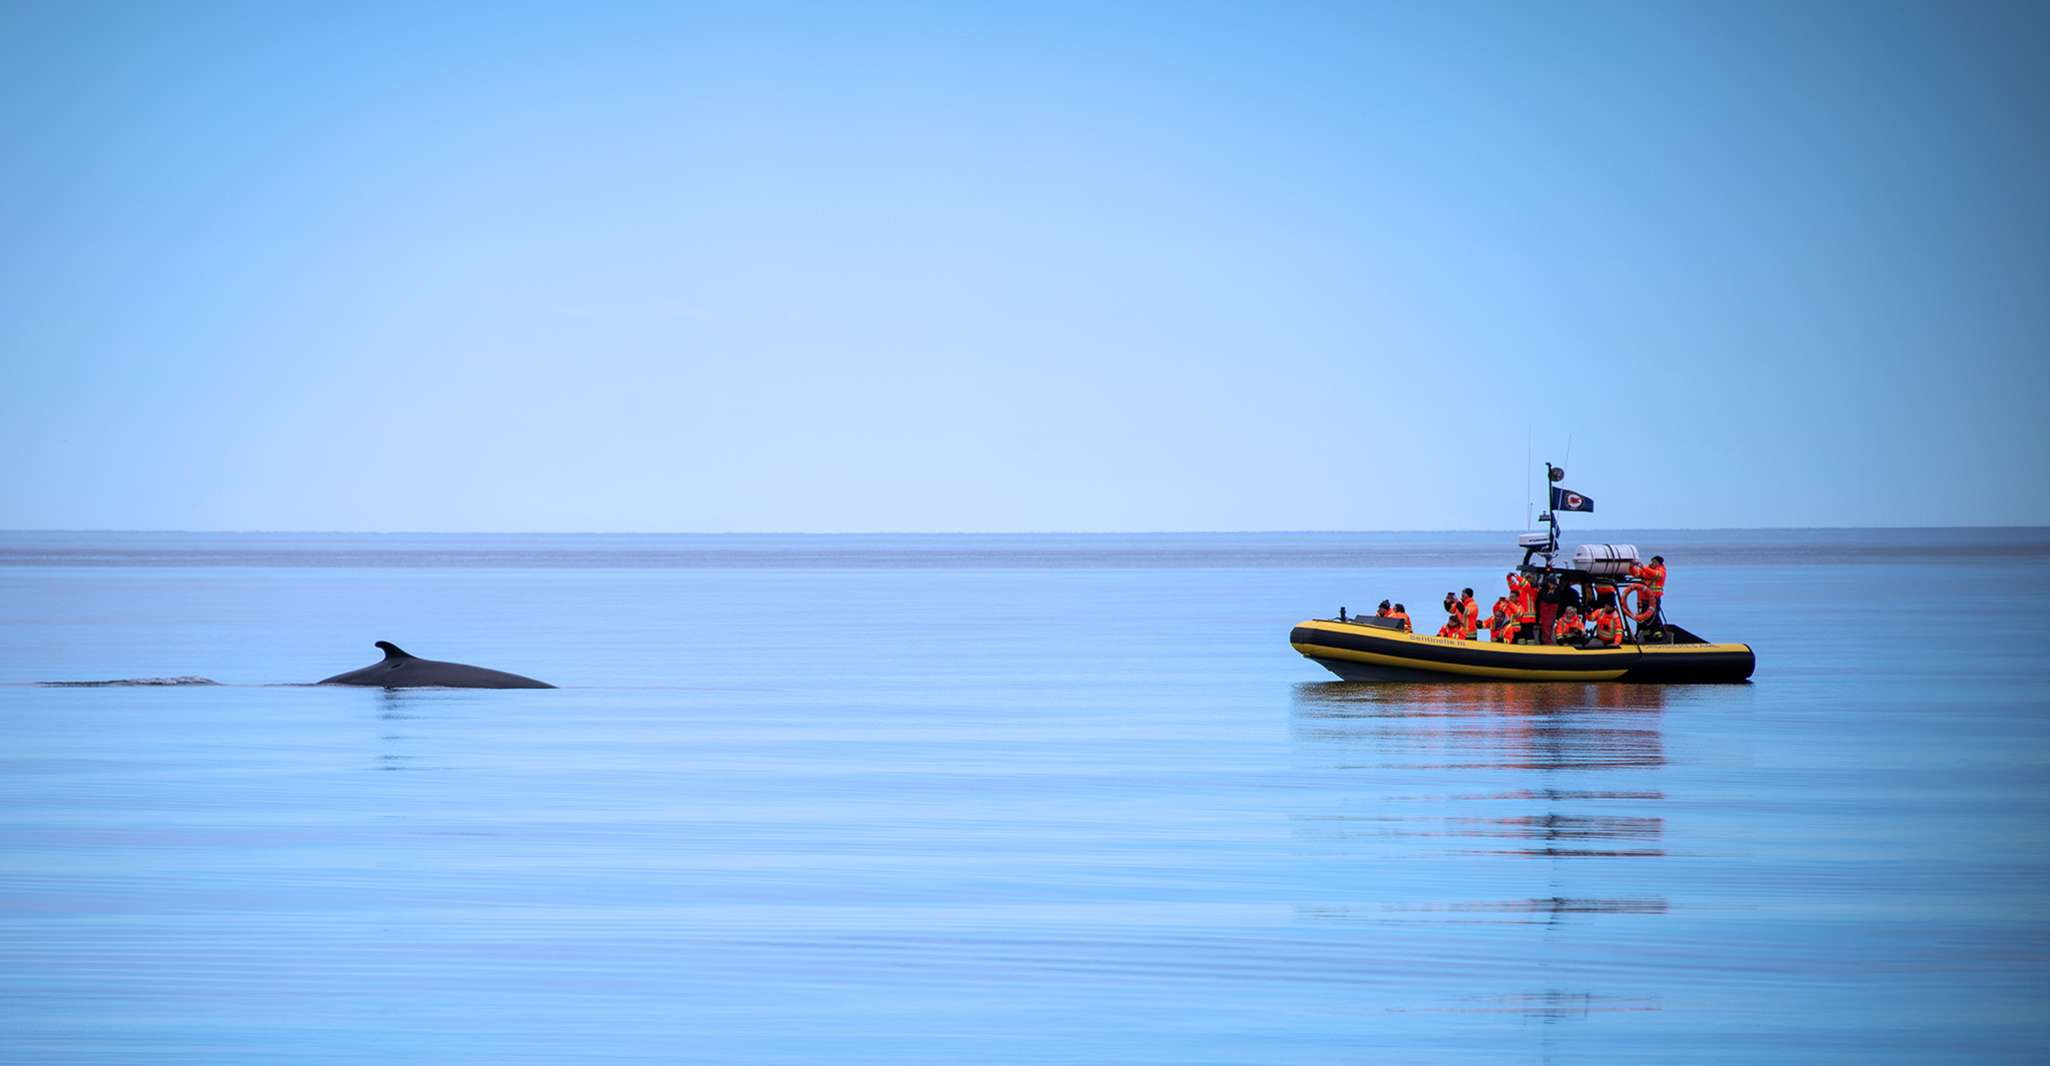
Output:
1290 619 1754 683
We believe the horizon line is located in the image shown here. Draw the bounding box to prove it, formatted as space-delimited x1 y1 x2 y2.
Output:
3 524 2046 536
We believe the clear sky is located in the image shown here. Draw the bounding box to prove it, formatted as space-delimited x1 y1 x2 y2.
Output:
3 1 2045 532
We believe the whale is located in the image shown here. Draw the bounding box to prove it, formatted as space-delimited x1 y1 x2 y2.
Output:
317 642 555 689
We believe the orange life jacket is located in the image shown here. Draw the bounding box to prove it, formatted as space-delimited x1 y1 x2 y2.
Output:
1390 611 1411 633
1461 596 1479 630
1593 608 1622 645
1554 612 1584 643
1631 562 1666 595
1509 578 1537 621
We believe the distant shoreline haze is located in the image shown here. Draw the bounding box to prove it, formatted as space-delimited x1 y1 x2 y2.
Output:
0 526 2046 537
1 529 2041 573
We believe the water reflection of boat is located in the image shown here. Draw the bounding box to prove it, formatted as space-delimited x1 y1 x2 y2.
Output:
1292 681 1668 772
1290 680 1670 891
1296 679 1669 714
1288 680 1671 1028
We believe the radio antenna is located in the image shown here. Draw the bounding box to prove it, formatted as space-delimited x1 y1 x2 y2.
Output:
1525 426 1532 529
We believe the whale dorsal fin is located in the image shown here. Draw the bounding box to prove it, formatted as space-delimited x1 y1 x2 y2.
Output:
375 641 415 661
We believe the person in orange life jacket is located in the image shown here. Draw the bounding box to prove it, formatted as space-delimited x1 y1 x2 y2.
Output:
1591 603 1624 647
1437 593 1465 638
1584 591 1624 647
1389 604 1412 633
1508 572 1537 624
1553 605 1585 645
1374 599 1392 619
1629 555 1667 601
1459 588 1480 637
1502 574 1535 642
1484 597 1519 644
1590 582 1617 624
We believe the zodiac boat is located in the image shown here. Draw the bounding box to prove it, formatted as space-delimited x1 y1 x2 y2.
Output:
1289 618 1754 683
1290 464 1755 684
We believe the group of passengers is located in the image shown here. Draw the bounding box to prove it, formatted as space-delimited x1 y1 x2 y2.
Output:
1371 556 1666 650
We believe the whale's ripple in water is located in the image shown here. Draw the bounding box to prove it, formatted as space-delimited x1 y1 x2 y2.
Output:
38 676 220 687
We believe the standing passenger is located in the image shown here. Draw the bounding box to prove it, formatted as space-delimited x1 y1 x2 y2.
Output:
1460 588 1480 638
1509 572 1537 631
1629 555 1667 606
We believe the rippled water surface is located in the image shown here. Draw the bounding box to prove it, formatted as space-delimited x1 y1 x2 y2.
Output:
2 530 2046 1063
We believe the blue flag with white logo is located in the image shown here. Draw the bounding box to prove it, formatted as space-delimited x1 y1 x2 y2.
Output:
1550 486 1594 513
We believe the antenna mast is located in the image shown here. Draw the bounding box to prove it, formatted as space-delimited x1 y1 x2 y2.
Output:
1542 461 1564 562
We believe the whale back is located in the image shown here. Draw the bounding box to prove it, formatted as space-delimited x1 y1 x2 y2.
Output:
317 643 553 689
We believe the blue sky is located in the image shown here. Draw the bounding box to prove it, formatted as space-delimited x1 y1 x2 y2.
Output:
3 1 2045 531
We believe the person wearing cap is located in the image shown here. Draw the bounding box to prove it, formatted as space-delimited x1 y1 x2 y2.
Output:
1629 554 1667 607
1589 597 1624 647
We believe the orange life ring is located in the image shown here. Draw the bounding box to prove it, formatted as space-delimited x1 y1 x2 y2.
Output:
1624 584 1661 623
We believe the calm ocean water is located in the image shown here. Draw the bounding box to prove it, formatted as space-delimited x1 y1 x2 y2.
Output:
2 529 2046 1063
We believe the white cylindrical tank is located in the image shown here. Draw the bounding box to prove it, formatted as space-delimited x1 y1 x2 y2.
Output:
1571 543 1639 576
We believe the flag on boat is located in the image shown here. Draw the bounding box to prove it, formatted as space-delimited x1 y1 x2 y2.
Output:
1550 486 1594 513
